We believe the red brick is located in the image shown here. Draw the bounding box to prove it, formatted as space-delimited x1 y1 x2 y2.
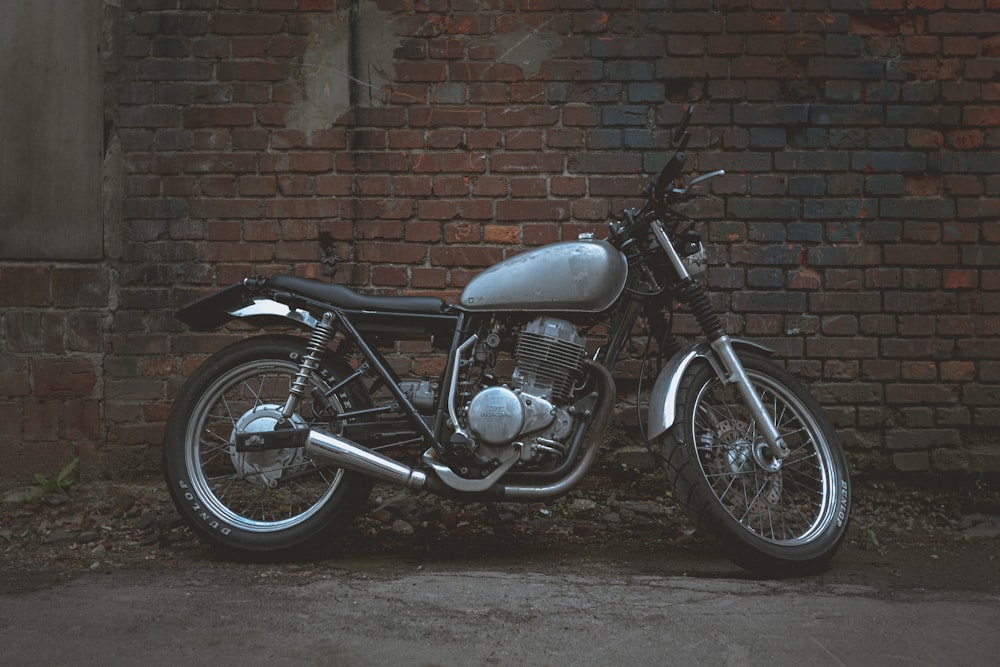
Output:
395 176 433 196
240 175 277 196
411 152 487 173
357 243 427 264
442 14 492 35
466 130 502 149
357 221 403 240
486 106 560 127
492 153 563 172
433 176 470 196
471 176 508 196
336 152 410 172
182 106 255 128
316 174 352 196
0 267 51 306
429 245 503 267
396 62 447 82
484 225 520 244
289 152 333 172
217 60 287 81
511 178 547 198
496 200 569 222
419 199 492 220
372 266 409 287
427 129 465 149
64 399 101 440
409 107 483 128
412 267 447 289
52 268 110 308
964 106 1000 126
211 13 284 35
405 221 442 243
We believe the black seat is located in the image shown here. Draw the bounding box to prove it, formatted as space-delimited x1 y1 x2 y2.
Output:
268 274 447 315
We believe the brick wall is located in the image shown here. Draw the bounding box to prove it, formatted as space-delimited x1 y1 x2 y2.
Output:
0 266 106 482
2 0 999 485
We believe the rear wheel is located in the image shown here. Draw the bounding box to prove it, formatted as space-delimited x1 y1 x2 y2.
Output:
164 335 373 557
657 353 851 576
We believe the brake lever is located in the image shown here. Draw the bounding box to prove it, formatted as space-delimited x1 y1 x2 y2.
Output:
670 169 726 197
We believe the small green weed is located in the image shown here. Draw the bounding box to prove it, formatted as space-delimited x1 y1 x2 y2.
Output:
22 458 78 501
858 521 885 555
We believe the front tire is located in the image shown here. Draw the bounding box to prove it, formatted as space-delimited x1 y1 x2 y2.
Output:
164 335 374 557
657 352 851 576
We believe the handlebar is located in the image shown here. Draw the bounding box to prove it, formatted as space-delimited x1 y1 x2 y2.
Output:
651 104 695 210
612 104 726 245
652 149 687 205
672 104 695 144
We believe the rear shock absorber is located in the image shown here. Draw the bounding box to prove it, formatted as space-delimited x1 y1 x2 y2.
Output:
675 278 724 341
282 311 338 419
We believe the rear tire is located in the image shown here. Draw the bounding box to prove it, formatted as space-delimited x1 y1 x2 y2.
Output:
656 352 851 576
164 335 374 558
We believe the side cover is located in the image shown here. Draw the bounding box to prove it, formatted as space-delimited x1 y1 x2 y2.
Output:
459 239 628 312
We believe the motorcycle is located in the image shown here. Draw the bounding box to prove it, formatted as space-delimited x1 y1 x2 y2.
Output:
165 106 851 575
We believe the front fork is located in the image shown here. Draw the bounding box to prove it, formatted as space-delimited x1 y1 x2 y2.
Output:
652 220 789 462
709 336 789 461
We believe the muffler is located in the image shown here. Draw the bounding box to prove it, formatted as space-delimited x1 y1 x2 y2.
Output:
304 429 429 490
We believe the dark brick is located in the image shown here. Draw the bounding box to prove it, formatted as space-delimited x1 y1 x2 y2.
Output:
852 151 928 173
775 151 849 172
810 105 884 126
728 198 800 220
882 198 957 220
731 291 807 312
803 198 877 220
18 1 1000 483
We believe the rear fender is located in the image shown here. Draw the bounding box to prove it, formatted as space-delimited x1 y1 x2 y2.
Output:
646 338 774 440
176 283 316 331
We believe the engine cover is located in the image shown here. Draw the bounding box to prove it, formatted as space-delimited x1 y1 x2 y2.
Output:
467 386 556 446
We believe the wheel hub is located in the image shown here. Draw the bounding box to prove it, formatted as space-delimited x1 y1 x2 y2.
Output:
752 438 783 473
705 419 784 512
229 405 307 488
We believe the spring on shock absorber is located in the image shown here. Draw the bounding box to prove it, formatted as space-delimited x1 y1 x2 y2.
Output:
288 311 338 404
675 278 724 341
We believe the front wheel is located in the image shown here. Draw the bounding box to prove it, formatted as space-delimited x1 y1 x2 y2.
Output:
164 335 374 558
656 352 851 576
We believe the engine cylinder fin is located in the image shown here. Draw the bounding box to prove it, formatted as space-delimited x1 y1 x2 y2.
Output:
513 317 587 403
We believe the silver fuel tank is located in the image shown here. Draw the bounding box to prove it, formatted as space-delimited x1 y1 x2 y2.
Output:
459 239 628 312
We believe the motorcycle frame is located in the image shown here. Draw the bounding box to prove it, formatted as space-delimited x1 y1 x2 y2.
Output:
184 206 789 501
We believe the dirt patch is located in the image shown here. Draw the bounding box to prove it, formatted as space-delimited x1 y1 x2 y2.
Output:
2 467 998 594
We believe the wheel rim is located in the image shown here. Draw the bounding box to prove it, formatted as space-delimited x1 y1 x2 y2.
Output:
183 359 346 533
691 369 840 546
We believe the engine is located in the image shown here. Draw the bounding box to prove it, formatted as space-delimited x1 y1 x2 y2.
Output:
511 316 588 403
465 317 588 458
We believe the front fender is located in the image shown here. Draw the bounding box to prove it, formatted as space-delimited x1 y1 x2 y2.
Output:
646 338 774 440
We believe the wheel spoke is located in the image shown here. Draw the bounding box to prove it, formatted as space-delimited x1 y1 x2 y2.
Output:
682 361 843 548
178 355 356 531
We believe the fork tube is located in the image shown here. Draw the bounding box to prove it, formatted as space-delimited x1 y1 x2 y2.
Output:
651 222 789 460
710 336 790 460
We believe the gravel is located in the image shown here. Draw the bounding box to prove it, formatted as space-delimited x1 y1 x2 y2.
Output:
2 467 998 579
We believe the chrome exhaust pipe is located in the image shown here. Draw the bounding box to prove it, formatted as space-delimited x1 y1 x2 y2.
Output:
304 429 429 490
499 360 616 501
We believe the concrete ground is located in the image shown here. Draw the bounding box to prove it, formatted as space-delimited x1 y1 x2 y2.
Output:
2 539 999 666
2 474 998 666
